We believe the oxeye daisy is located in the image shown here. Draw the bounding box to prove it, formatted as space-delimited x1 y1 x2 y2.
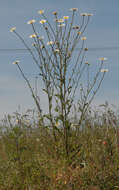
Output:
99 57 107 61
54 49 60 53
100 69 108 73
81 13 93 17
39 19 46 24
10 27 16 32
56 19 64 23
12 60 20 65
70 8 78 11
63 16 69 20
72 25 80 30
80 13 88 16
32 43 37 47
29 34 37 38
27 19 36 24
47 41 54 45
58 24 65 27
53 11 58 15
77 31 82 35
87 13 93 16
38 10 44 15
55 121 60 127
84 48 88 51
81 36 87 40
40 45 45 49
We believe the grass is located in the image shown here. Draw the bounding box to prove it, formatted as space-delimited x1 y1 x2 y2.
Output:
0 106 119 190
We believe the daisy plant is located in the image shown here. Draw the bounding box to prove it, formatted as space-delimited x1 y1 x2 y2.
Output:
10 9 108 157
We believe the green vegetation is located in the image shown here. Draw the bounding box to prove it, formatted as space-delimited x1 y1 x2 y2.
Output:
0 104 119 190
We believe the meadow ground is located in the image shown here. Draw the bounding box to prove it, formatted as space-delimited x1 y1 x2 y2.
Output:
0 106 119 190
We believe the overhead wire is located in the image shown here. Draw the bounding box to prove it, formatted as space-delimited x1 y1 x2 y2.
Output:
0 46 116 78
0 46 118 53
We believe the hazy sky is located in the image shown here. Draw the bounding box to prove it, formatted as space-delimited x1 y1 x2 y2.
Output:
0 0 119 118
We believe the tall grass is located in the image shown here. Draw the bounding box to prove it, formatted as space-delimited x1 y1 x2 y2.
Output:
0 104 119 190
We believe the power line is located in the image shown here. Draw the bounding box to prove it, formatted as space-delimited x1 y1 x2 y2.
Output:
85 47 119 51
0 46 119 53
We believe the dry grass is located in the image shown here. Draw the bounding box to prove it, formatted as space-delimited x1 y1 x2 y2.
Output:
0 106 119 190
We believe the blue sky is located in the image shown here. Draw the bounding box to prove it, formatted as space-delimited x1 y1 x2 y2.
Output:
0 0 119 118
